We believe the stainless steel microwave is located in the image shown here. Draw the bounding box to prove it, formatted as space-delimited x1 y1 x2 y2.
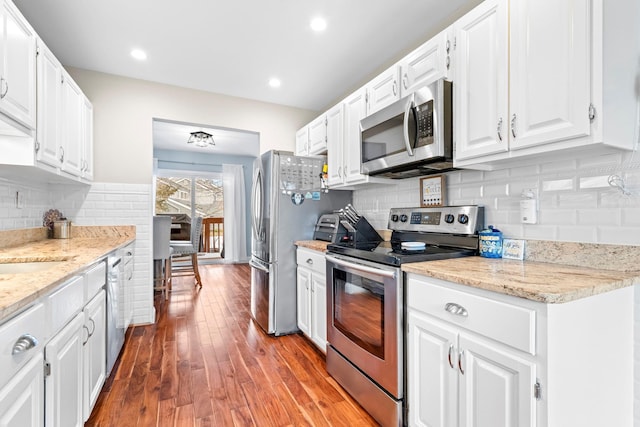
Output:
360 78 453 179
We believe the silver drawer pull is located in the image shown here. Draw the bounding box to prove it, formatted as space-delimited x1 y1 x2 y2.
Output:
306 258 313 265
12 334 38 355
445 302 468 317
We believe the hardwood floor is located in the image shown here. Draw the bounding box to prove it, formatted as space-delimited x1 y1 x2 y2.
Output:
86 263 378 426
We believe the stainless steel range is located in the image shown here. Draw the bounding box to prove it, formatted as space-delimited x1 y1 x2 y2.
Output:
325 205 484 427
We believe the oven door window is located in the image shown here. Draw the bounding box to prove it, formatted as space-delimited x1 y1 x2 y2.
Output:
332 269 385 359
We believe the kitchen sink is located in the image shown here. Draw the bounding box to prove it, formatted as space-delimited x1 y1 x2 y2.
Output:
0 261 65 274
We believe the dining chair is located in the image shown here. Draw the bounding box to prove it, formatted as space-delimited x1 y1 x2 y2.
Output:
153 215 173 299
170 216 203 288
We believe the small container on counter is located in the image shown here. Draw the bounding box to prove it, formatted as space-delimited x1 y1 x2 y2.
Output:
52 219 71 239
479 225 503 258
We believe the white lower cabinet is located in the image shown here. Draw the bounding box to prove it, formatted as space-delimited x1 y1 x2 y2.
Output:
0 258 108 426
45 311 84 427
83 289 106 421
406 273 633 427
0 352 44 427
296 247 327 352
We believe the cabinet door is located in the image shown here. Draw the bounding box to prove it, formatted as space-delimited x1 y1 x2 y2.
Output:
0 0 36 130
366 65 400 115
407 310 457 427
45 312 84 427
310 273 327 352
343 88 368 183
401 29 452 96
295 126 309 155
83 290 106 421
308 115 327 155
61 73 84 177
509 0 591 150
296 267 311 336
81 97 94 181
35 40 62 169
326 104 344 186
458 333 536 427
0 352 44 427
454 0 509 161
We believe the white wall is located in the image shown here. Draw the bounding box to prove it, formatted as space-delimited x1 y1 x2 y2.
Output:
67 67 317 184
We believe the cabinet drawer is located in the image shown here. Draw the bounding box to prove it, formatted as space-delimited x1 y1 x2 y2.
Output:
296 247 326 275
408 277 536 355
47 275 84 335
85 260 106 303
0 303 45 388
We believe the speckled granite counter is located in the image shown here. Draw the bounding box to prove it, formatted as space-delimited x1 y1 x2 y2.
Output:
295 240 330 252
402 256 640 304
0 226 135 322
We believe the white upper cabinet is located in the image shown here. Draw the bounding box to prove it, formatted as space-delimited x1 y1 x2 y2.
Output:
366 65 400 115
35 40 62 170
453 0 509 161
400 27 453 96
326 103 344 187
0 0 36 134
81 96 94 181
307 114 328 155
454 0 639 167
509 0 591 150
294 125 309 156
61 71 84 178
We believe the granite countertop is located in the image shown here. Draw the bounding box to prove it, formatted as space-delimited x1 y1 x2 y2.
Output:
295 240 330 252
402 256 640 304
0 226 135 322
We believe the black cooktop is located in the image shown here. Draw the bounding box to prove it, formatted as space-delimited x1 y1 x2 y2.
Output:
327 240 476 266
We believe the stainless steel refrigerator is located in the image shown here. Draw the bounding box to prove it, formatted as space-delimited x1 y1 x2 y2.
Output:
250 150 351 335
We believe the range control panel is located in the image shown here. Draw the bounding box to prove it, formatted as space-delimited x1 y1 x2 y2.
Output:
388 206 484 235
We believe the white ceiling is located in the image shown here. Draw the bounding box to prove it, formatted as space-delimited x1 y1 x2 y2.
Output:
13 0 482 153
152 119 260 156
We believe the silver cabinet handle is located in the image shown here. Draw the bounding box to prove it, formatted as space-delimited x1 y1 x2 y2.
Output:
88 317 96 336
402 73 408 90
337 166 342 178
447 344 455 369
444 302 468 317
446 39 451 54
0 77 8 99
12 334 38 355
458 350 465 375
59 146 65 163
306 258 313 265
446 56 450 70
393 80 398 96
497 117 503 141
511 113 517 138
82 325 90 345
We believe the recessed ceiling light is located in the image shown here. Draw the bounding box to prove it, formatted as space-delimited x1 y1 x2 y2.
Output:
310 17 327 32
130 49 147 61
268 78 281 88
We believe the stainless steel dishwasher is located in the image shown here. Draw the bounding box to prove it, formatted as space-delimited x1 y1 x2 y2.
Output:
106 252 125 375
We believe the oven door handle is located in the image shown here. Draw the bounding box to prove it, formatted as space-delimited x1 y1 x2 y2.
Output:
327 255 396 279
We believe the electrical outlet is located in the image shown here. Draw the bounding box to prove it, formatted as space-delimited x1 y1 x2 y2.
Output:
520 188 538 224
16 191 24 209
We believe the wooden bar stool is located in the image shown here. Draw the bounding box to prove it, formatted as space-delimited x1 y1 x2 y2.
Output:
170 216 203 288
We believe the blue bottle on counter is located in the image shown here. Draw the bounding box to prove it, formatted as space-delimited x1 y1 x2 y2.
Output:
479 225 503 258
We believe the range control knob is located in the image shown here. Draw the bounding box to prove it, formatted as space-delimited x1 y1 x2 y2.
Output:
390 214 399 222
458 214 469 225
444 214 455 224
400 214 409 223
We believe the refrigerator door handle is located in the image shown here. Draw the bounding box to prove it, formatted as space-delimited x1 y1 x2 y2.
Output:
249 258 269 273
251 167 264 241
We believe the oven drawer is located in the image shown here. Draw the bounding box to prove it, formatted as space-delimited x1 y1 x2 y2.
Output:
296 247 326 275
407 275 536 355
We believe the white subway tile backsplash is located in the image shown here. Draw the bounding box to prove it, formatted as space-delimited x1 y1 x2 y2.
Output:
540 159 577 173
577 208 621 226
557 226 597 243
579 175 611 189
542 178 574 192
596 226 640 245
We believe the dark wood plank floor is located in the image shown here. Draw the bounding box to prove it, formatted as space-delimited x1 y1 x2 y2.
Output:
86 263 378 426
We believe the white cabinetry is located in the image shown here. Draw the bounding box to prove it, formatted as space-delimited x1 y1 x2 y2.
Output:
296 247 327 352
295 126 309 156
122 243 135 329
366 65 400 115
0 0 36 135
35 38 94 182
406 273 633 427
454 0 639 167
45 311 84 427
400 28 453 96
296 113 329 157
0 353 44 427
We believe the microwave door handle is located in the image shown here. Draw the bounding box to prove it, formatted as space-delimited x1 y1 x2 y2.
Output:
403 99 416 157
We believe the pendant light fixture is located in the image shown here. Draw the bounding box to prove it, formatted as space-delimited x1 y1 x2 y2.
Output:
187 130 215 147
